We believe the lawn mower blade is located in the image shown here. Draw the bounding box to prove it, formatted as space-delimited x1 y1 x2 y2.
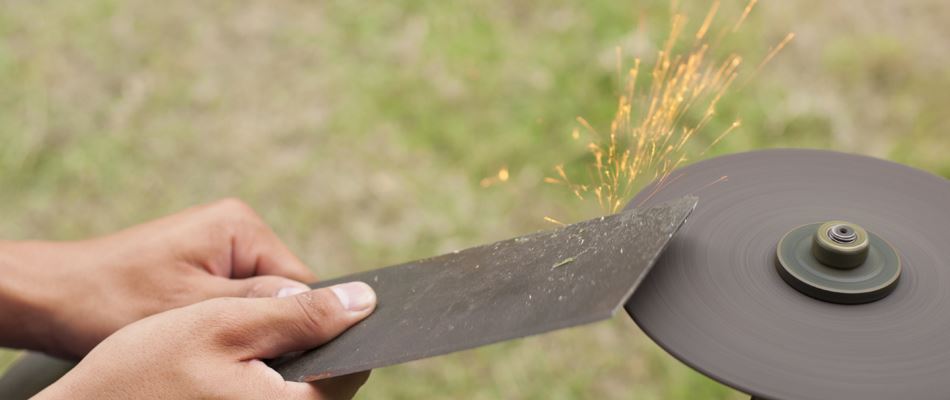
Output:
270 196 697 382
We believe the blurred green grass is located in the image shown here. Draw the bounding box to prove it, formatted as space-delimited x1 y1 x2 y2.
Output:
1 0 948 398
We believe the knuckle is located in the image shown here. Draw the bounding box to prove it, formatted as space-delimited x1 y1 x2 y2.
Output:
206 198 269 236
215 197 249 211
213 198 259 221
292 292 335 335
200 298 257 347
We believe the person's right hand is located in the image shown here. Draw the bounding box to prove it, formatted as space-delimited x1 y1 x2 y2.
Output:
34 282 377 400
0 198 320 359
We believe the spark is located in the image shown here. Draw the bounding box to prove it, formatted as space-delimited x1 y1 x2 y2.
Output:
733 0 758 32
547 0 791 215
749 32 795 81
543 216 566 226
480 167 510 187
498 167 509 182
692 175 730 194
696 1 720 41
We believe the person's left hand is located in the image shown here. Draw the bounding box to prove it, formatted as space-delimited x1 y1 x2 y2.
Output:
0 198 317 358
34 282 377 400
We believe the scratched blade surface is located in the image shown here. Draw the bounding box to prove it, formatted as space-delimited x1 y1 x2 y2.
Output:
271 196 697 382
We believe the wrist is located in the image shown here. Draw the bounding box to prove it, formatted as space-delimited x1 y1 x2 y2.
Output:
0 241 69 354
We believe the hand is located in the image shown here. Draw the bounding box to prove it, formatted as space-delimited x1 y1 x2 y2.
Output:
0 198 316 358
34 282 377 400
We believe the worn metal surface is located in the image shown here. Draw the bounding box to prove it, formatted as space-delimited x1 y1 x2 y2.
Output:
625 149 950 400
272 196 697 382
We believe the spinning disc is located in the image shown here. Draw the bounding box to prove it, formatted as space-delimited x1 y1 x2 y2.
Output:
624 149 950 400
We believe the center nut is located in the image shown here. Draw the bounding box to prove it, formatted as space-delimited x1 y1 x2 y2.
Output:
775 220 901 304
813 221 869 269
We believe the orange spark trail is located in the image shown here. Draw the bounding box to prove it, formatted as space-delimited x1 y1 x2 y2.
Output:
546 0 790 217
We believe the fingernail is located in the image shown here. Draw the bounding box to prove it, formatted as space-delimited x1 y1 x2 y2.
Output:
276 286 309 298
330 282 376 312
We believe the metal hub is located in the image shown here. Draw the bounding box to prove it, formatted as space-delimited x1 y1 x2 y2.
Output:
828 223 857 243
775 220 901 304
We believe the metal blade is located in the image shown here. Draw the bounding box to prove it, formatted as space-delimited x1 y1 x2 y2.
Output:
271 196 697 382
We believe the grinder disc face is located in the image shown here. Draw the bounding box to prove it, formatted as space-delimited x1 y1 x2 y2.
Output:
624 149 950 400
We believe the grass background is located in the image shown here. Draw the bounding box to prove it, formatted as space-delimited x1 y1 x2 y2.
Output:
1 0 948 398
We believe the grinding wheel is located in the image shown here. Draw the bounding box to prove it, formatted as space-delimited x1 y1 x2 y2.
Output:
624 149 950 400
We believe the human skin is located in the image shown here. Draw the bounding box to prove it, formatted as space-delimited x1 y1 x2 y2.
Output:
34 282 377 400
0 198 375 398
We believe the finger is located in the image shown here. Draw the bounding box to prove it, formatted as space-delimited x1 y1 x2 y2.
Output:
246 363 370 400
214 282 376 360
217 200 317 283
203 275 312 299
310 371 372 398
278 371 372 400
232 224 316 282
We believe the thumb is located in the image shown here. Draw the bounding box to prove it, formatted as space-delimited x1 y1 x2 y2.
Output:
218 282 376 360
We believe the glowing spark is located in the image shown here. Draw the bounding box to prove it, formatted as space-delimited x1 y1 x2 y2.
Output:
696 1 720 41
547 0 789 215
692 175 729 194
733 0 758 32
701 120 741 156
498 167 509 182
544 216 566 226
480 167 510 187
753 32 795 78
